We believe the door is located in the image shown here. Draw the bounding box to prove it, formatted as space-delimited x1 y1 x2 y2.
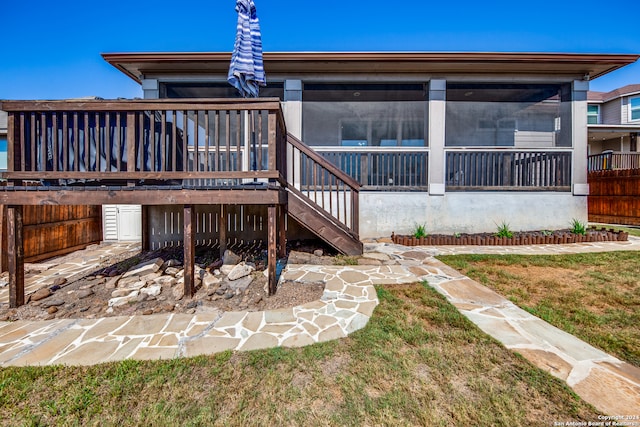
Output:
103 205 141 241
117 205 142 241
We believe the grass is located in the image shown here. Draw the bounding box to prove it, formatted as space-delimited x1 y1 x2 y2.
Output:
437 251 640 367
0 283 600 425
334 255 358 266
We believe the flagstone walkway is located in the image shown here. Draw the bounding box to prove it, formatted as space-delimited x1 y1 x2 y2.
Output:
0 241 141 303
1 237 639 415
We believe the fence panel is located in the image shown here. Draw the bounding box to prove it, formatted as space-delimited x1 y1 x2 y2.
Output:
588 169 640 225
1 204 102 269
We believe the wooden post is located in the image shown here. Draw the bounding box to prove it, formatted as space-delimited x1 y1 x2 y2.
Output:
183 204 195 298
126 112 136 187
0 205 7 272
219 204 227 259
7 206 25 308
277 204 286 258
352 188 359 235
267 111 277 172
141 205 150 251
268 205 277 296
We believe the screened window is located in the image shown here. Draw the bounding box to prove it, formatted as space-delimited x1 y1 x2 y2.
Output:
587 105 600 124
446 83 572 147
302 83 427 147
630 97 640 122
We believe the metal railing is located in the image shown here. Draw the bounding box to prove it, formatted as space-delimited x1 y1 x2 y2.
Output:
445 149 572 191
314 147 429 191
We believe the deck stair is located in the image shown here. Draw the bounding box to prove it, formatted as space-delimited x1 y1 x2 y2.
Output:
284 134 362 255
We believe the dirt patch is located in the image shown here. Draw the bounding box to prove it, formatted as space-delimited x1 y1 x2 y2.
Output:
491 265 581 305
494 264 628 316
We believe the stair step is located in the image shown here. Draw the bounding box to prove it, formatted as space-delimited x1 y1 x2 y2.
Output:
287 191 363 256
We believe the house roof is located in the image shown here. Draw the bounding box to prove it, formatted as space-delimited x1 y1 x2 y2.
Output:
102 51 640 84
588 83 640 103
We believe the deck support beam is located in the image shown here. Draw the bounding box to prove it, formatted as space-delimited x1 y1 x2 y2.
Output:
219 205 227 259
267 205 277 296
183 204 195 298
278 204 287 258
141 205 150 251
0 205 7 272
7 206 25 308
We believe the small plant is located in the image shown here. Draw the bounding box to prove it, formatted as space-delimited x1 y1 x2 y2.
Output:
570 219 587 235
413 224 428 239
541 230 553 237
494 221 513 239
454 232 461 238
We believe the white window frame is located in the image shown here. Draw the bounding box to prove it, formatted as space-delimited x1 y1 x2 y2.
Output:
587 104 600 125
630 96 640 122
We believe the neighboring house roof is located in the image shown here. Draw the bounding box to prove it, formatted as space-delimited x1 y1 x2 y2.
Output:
588 84 640 103
102 51 640 84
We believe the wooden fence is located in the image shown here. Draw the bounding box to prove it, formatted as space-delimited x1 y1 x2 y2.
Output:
588 169 640 226
1 205 102 269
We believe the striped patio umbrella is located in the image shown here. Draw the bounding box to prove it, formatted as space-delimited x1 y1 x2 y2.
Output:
228 0 266 98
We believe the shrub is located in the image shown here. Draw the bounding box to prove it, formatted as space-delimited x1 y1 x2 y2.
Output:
494 221 513 239
413 224 428 239
570 219 587 235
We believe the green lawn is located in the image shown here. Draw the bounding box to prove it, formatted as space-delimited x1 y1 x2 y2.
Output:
437 251 640 367
0 283 600 425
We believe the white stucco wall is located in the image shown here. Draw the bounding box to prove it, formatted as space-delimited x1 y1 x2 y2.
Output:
359 191 587 238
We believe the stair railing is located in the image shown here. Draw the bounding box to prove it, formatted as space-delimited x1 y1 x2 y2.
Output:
285 134 360 237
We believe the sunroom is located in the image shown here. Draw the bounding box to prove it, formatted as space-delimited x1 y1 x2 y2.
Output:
95 52 639 237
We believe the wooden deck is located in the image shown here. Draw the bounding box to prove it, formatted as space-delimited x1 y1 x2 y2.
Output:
0 98 362 307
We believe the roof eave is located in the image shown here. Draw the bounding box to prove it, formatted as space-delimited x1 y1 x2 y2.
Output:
102 51 640 85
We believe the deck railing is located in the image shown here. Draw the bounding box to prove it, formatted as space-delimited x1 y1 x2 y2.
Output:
314 147 429 191
286 135 360 235
0 99 287 186
445 149 572 191
587 152 640 172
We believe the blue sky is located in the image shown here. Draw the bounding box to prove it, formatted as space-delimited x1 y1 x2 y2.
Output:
1 0 639 100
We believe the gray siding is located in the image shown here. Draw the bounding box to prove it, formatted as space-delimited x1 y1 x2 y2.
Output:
601 99 622 124
622 97 629 123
